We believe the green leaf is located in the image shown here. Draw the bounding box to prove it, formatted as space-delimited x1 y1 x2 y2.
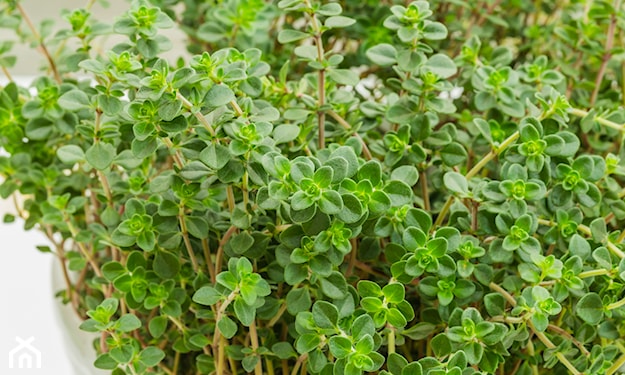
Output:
576 293 604 325
148 316 168 338
273 124 300 144
286 287 312 315
384 180 413 206
382 283 405 304
86 142 116 170
319 271 347 298
324 16 355 28
94 354 117 369
590 217 607 243
312 300 339 329
185 216 209 239
464 341 484 364
138 347 165 367
387 307 408 327
193 286 222 306
431 334 451 357
205 84 235 107
329 336 352 359
57 145 85 164
328 69 359 85
117 314 141 332
366 44 397 66
423 54 457 78
234 297 256 326
200 143 231 170
153 251 180 279
218 316 238 338
294 45 318 60
569 234 590 259
58 90 90 111
441 142 468 166
296 333 321 354
319 190 343 215
423 21 448 40
277 29 309 44
391 165 419 186
444 172 469 196
272 342 297 359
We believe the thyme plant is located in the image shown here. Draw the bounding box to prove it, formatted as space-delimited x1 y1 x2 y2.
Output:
1 0 625 374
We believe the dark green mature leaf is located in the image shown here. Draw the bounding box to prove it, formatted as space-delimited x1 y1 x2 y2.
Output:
423 54 457 78
319 271 347 298
117 314 141 332
86 142 116 170
138 347 165 367
367 44 397 66
205 84 235 107
57 145 85 164
286 287 312 315
576 293 604 325
58 90 90 111
444 172 469 195
218 316 238 339
312 300 339 328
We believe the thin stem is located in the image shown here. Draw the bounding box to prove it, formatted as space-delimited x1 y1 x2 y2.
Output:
170 351 181 374
1 65 14 82
242 170 249 209
267 303 288 328
569 107 625 132
177 92 215 136
201 238 216 283
226 186 236 213
527 320 582 375
303 0 326 149
525 336 539 375
579 269 612 278
212 287 239 349
327 110 372 159
345 238 358 277
178 209 200 272
161 137 185 169
434 130 520 227
546 324 590 356
64 217 103 278
489 282 517 306
157 362 174 375
589 0 620 106
16 3 61 84
249 321 264 375
215 225 237 277
420 170 430 211
229 99 244 117
607 295 625 310
538 218 625 259
387 325 396 354
607 352 625 375
290 354 308 375
622 60 625 107
96 170 113 203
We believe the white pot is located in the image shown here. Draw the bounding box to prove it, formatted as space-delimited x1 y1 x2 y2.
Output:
51 262 109 375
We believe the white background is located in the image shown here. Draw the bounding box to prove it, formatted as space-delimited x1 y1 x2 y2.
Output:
1 0 189 373
0 217 74 374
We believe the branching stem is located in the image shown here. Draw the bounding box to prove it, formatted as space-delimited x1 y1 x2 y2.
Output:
16 3 61 84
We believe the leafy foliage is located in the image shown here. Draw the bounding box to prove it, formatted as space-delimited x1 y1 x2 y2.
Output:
1 0 625 374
